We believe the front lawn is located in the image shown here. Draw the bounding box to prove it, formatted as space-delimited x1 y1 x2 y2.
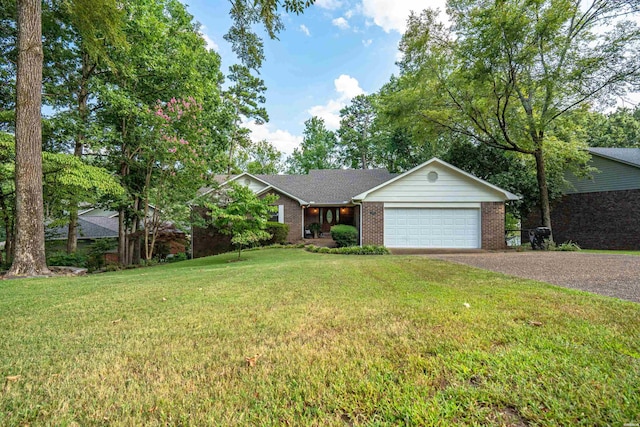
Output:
1 249 638 425
582 249 640 256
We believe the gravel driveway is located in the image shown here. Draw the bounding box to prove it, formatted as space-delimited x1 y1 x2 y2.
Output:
427 252 640 303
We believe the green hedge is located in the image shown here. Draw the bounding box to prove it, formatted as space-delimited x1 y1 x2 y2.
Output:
265 222 290 245
330 224 358 248
305 245 390 255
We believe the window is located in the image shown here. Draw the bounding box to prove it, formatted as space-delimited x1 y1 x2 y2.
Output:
270 205 284 223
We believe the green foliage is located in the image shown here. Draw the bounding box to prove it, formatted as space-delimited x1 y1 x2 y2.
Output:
286 117 341 174
329 224 358 248
86 239 116 271
338 94 376 169
307 222 321 237
207 182 277 258
551 241 582 252
586 107 640 148
265 222 289 245
388 1 640 227
47 251 87 268
305 244 390 255
241 140 283 175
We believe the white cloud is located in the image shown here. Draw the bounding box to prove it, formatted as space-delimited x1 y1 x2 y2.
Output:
362 39 373 47
300 24 311 36
199 27 219 51
307 74 365 129
361 0 447 33
332 17 350 30
315 0 342 10
243 121 302 156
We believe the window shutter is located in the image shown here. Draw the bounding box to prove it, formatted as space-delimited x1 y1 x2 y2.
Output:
278 205 285 224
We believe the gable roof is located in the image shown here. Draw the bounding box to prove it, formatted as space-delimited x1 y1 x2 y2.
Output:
48 216 119 240
199 169 398 205
253 169 398 205
352 158 520 201
589 148 640 168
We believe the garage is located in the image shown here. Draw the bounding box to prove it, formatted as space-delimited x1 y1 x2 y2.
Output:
384 208 480 248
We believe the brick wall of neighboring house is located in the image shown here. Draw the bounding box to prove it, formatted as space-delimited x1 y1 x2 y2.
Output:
191 206 233 258
262 190 303 243
525 189 640 250
481 202 506 250
361 202 384 245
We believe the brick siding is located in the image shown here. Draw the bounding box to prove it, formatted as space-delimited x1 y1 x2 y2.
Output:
264 190 303 243
481 202 506 250
361 202 384 245
526 189 640 250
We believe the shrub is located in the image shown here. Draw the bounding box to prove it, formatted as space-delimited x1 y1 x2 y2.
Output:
552 241 581 252
330 224 358 248
47 251 87 267
308 222 321 238
87 239 117 271
305 245 389 255
266 222 290 245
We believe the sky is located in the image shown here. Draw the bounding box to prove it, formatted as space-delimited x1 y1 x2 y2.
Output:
182 1 640 158
182 0 447 156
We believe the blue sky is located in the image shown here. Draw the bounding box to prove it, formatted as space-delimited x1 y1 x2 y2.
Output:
182 1 640 157
182 0 447 156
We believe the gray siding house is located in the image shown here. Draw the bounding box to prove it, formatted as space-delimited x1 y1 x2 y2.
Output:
547 148 640 249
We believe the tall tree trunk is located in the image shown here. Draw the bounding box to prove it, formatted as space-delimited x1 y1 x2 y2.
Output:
118 208 126 266
7 0 50 277
67 51 91 254
533 148 553 238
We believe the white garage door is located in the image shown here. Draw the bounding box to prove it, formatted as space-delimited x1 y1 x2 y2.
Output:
384 208 480 248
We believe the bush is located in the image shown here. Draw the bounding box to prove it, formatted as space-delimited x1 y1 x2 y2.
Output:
266 222 289 245
305 244 389 255
47 251 87 267
87 239 117 271
330 224 358 248
308 222 321 238
551 241 581 252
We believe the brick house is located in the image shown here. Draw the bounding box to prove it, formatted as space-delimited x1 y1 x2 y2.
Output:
530 148 640 250
192 158 519 257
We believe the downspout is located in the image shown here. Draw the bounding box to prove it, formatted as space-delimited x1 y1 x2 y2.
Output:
353 200 363 247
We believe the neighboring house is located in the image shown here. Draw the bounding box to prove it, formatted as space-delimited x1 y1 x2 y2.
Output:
540 147 640 250
193 158 519 257
47 207 186 258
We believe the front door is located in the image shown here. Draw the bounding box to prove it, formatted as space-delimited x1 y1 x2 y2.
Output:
321 208 338 233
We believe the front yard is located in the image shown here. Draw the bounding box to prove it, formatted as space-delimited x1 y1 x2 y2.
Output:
1 249 638 425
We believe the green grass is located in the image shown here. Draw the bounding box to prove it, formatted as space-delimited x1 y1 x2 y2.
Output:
582 249 640 256
1 249 639 426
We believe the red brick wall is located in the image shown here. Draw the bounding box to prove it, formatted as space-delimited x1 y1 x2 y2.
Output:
526 189 640 250
481 202 506 250
263 190 303 243
361 202 384 245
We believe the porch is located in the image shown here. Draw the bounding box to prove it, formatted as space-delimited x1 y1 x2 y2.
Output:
303 206 357 238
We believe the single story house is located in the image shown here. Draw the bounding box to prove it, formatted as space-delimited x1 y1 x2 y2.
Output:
536 147 640 250
193 158 519 257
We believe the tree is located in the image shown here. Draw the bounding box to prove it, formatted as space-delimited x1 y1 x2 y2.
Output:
586 107 640 148
223 64 269 174
8 0 314 276
286 116 340 174
338 94 376 169
207 182 277 259
392 1 640 236
240 139 283 175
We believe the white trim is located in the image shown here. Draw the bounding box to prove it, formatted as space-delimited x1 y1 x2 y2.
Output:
255 185 307 206
278 205 285 224
352 158 520 201
384 202 481 209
